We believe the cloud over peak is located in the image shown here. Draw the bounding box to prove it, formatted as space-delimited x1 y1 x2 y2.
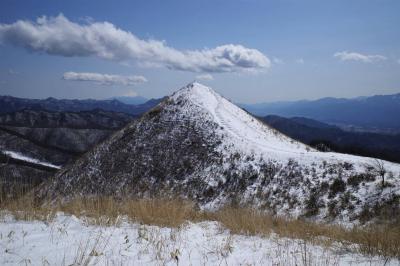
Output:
195 74 214 81
334 51 386 63
62 72 147 86
0 14 270 73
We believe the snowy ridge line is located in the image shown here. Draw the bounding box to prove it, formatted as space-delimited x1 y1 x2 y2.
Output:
1 150 61 169
214 97 310 155
174 82 315 157
173 82 400 173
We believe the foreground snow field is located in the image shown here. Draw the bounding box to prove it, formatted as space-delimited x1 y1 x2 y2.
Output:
0 214 395 265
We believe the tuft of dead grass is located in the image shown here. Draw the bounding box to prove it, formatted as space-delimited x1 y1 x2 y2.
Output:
58 197 200 227
209 206 400 260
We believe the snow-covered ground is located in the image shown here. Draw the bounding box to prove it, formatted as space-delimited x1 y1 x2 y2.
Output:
2 150 60 169
0 214 395 265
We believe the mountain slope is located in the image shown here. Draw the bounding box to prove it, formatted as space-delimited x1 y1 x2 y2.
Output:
0 108 134 129
39 83 400 224
0 109 135 165
0 109 136 199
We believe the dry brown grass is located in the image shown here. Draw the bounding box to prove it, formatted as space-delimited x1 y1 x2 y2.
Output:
59 197 201 227
1 189 400 260
211 206 400 260
0 182 56 221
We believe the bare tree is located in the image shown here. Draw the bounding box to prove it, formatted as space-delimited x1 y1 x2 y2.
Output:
371 159 387 187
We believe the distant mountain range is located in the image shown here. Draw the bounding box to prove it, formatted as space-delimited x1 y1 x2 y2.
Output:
261 115 400 163
0 95 162 115
1 92 399 167
2 92 400 134
109 96 149 105
0 94 160 185
240 93 400 134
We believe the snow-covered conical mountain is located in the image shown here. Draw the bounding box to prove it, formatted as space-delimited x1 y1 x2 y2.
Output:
40 82 400 223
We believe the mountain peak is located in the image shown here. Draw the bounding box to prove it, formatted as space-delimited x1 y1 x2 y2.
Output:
40 82 400 224
171 82 224 115
173 82 216 98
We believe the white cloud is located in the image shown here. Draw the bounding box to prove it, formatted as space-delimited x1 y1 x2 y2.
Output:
273 57 284 64
334 51 386 63
296 58 304 64
0 14 271 73
397 59 400 65
195 74 214 81
62 72 147 86
8 69 19 75
123 89 138 97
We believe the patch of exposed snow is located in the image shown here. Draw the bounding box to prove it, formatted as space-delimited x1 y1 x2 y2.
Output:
2 150 61 169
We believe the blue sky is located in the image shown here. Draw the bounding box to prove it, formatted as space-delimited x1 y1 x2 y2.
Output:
0 0 399 103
